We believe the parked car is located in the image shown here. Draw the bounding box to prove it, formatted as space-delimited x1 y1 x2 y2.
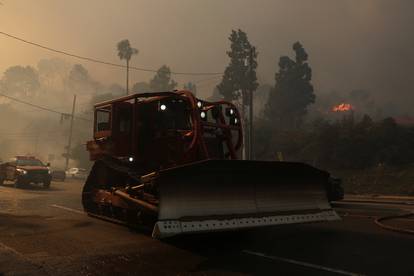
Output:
0 156 52 188
51 169 66 182
66 167 88 179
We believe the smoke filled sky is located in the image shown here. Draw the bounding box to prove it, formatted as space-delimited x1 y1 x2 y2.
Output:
1 0 413 104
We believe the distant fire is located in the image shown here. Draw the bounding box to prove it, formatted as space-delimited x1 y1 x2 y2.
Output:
332 103 353 112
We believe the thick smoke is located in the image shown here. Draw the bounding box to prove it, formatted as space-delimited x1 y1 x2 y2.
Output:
1 0 413 124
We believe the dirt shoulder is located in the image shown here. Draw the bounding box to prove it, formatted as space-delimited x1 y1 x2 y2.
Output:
332 164 414 196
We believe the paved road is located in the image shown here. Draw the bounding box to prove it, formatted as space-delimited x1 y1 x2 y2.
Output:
0 179 413 275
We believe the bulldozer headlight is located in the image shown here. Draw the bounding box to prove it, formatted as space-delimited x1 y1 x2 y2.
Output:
160 104 167 111
200 111 206 120
230 117 238 125
197 101 202 108
128 157 134 162
225 107 235 116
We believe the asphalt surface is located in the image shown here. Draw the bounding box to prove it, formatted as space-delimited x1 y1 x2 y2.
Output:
0 179 414 275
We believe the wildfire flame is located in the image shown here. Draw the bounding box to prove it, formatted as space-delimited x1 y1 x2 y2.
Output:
332 103 353 112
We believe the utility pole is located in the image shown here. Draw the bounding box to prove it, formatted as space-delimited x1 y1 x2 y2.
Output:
241 89 247 160
65 95 76 171
242 90 246 160
248 47 255 160
34 133 39 155
126 59 129 95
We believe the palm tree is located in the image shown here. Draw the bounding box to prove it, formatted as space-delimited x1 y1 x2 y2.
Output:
117 39 138 95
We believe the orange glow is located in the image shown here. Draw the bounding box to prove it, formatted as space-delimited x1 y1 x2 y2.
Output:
332 103 353 112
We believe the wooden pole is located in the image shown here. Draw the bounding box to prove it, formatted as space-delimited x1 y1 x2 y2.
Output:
65 95 76 171
126 59 129 95
248 47 255 160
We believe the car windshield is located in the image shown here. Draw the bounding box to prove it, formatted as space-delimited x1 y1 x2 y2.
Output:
16 159 44 166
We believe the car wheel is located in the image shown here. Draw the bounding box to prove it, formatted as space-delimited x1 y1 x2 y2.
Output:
14 179 24 188
43 181 51 189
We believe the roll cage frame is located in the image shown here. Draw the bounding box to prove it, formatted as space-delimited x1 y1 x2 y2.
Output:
92 90 243 161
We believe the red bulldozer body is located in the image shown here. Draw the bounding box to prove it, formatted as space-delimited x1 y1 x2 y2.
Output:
82 90 342 238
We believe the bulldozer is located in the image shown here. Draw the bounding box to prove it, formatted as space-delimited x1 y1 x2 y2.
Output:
82 90 343 238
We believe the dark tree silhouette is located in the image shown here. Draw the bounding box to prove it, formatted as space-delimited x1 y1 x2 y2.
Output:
132 81 150 93
107 83 125 95
69 64 89 83
207 87 223 102
70 142 92 169
37 58 70 89
217 29 258 102
217 29 258 158
0 65 40 97
183 82 197 96
265 42 315 129
149 65 177 91
117 39 138 95
67 64 96 93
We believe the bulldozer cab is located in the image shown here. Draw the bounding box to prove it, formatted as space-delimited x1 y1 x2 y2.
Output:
135 97 194 169
90 91 243 170
94 101 134 157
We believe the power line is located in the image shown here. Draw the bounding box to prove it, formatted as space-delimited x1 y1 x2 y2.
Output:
0 131 61 137
194 75 223 84
0 92 91 122
0 31 223 76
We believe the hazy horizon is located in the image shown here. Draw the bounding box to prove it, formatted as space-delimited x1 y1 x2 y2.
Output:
1 0 414 107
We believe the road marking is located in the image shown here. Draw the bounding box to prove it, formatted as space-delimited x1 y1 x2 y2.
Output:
332 201 410 212
243 250 364 276
0 242 47 272
339 213 377 219
50 204 85 215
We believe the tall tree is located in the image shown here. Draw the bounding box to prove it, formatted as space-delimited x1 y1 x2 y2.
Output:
183 82 197 96
0 65 40 97
37 58 70 90
132 81 150 93
265 42 315 129
149 65 177 91
217 29 258 158
117 39 138 95
107 83 125 95
67 64 96 93
70 142 92 169
217 29 258 102
208 87 223 102
68 64 89 83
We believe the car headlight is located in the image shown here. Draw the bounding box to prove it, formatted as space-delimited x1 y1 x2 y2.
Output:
16 168 27 175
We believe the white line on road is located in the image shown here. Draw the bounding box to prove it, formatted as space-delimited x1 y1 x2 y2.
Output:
243 250 365 276
50 204 85 215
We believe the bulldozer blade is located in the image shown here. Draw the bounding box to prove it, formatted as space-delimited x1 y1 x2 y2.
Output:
152 160 340 238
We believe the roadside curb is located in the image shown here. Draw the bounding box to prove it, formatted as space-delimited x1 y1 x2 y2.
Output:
345 195 414 202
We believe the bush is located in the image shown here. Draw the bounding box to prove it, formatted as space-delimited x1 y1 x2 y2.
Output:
254 115 414 169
